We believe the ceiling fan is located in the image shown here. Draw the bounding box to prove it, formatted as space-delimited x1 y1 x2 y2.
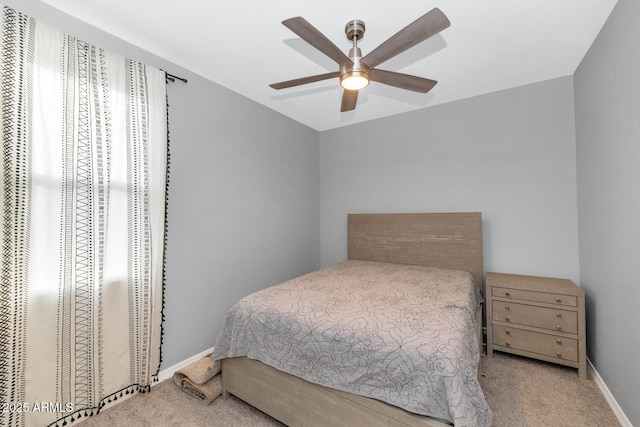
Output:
269 8 451 112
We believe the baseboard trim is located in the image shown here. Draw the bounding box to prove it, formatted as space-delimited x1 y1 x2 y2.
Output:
155 347 215 384
587 358 632 427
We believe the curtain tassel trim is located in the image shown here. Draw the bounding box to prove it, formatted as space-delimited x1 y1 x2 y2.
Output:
48 384 154 427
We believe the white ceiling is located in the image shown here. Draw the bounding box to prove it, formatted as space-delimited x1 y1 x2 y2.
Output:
35 0 618 131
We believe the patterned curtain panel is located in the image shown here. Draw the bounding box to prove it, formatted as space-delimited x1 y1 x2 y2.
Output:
0 6 167 427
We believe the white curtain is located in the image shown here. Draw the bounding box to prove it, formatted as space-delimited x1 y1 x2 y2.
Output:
0 5 167 427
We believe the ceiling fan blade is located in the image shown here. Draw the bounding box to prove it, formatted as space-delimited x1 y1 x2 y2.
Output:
283 17 353 66
340 90 358 112
370 69 437 93
270 72 340 89
361 8 450 69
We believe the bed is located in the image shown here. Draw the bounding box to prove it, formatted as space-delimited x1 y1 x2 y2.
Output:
211 212 491 426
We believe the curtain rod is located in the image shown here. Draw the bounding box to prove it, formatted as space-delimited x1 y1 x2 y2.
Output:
165 72 188 83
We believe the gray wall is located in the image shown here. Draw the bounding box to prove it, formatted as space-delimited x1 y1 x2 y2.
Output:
574 0 640 424
163 74 320 367
7 0 321 369
319 77 580 284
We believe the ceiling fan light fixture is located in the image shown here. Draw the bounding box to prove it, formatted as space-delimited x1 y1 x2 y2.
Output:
270 9 451 111
340 71 370 91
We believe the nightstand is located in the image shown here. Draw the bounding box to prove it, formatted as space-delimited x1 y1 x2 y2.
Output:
486 272 587 379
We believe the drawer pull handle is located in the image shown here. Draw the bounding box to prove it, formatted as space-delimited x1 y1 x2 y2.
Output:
556 297 561 303
505 292 510 297
556 351 562 358
505 304 510 310
506 316 511 322
556 312 562 318
506 341 511 347
556 324 562 331
505 329 511 335
556 338 562 345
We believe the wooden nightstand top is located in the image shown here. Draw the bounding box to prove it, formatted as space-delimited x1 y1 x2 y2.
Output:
486 272 584 297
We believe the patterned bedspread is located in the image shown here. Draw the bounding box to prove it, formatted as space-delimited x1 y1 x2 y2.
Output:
212 260 492 426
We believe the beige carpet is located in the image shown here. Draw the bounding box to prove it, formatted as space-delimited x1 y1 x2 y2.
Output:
481 353 620 426
78 352 620 427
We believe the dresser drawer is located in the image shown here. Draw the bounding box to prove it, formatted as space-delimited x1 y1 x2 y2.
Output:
492 286 577 307
493 325 578 362
493 301 578 334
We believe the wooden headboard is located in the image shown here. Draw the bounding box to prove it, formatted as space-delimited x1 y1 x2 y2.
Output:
348 212 483 287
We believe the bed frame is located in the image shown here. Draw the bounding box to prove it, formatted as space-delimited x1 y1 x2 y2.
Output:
221 212 484 427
